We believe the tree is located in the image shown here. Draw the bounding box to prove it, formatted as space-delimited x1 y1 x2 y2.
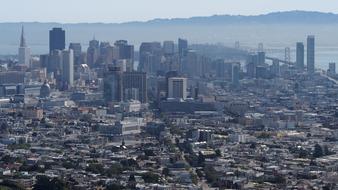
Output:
106 163 123 177
86 163 104 174
142 172 160 183
162 167 170 176
215 149 222 157
313 144 323 158
106 183 124 190
0 180 25 190
33 175 69 190
198 152 205 167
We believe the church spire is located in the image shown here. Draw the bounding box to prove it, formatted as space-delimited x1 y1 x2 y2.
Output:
20 26 27 47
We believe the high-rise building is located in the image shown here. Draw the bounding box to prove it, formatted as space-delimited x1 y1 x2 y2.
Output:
87 38 100 67
123 72 147 103
271 59 280 77
114 40 134 60
39 54 49 68
104 67 123 102
307 35 315 73
178 38 188 57
328 62 336 75
296 42 304 70
232 63 240 87
165 71 179 98
49 28 65 53
47 50 62 74
163 41 175 55
139 42 162 74
168 77 187 100
61 49 74 88
114 40 134 71
257 51 265 65
69 43 82 65
246 54 258 78
18 26 31 67
178 38 188 72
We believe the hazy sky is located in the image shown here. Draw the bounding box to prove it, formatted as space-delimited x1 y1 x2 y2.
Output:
2 0 338 23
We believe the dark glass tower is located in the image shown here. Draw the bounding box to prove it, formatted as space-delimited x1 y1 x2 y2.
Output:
307 35 315 74
49 28 65 53
296 42 304 70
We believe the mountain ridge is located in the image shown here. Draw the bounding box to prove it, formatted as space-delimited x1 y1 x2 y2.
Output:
1 11 338 25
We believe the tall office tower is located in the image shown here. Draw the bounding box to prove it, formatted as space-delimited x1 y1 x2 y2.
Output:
307 35 315 73
122 72 147 103
257 51 266 65
246 54 258 78
139 42 162 74
40 54 49 68
97 42 114 66
18 26 31 67
87 38 100 67
114 40 134 60
69 43 82 65
296 42 305 70
168 77 187 100
103 66 123 102
178 38 188 72
328 62 336 75
48 50 62 74
185 50 198 77
271 59 280 77
232 63 240 87
178 38 188 57
49 28 65 53
165 71 179 98
114 40 134 71
163 41 175 55
61 50 74 88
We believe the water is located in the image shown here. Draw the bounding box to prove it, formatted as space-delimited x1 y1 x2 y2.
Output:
265 46 338 70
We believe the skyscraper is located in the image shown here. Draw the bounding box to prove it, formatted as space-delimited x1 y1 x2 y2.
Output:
163 41 175 55
104 67 123 102
232 63 240 87
307 35 315 73
49 28 65 53
257 51 265 65
114 40 134 60
47 50 62 74
123 72 147 103
178 38 188 57
61 49 74 88
69 43 82 65
168 77 187 100
178 38 188 72
18 26 31 67
139 42 162 74
87 38 100 67
296 42 304 70
328 62 336 75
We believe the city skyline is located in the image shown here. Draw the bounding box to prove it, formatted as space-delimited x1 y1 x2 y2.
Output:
2 0 338 23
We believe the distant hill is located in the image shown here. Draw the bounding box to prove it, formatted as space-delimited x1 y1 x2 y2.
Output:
2 11 338 25
129 11 338 25
1 10 338 55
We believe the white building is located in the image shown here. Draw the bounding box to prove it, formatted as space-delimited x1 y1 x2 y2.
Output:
168 77 187 100
18 26 31 67
62 49 74 87
99 117 145 136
